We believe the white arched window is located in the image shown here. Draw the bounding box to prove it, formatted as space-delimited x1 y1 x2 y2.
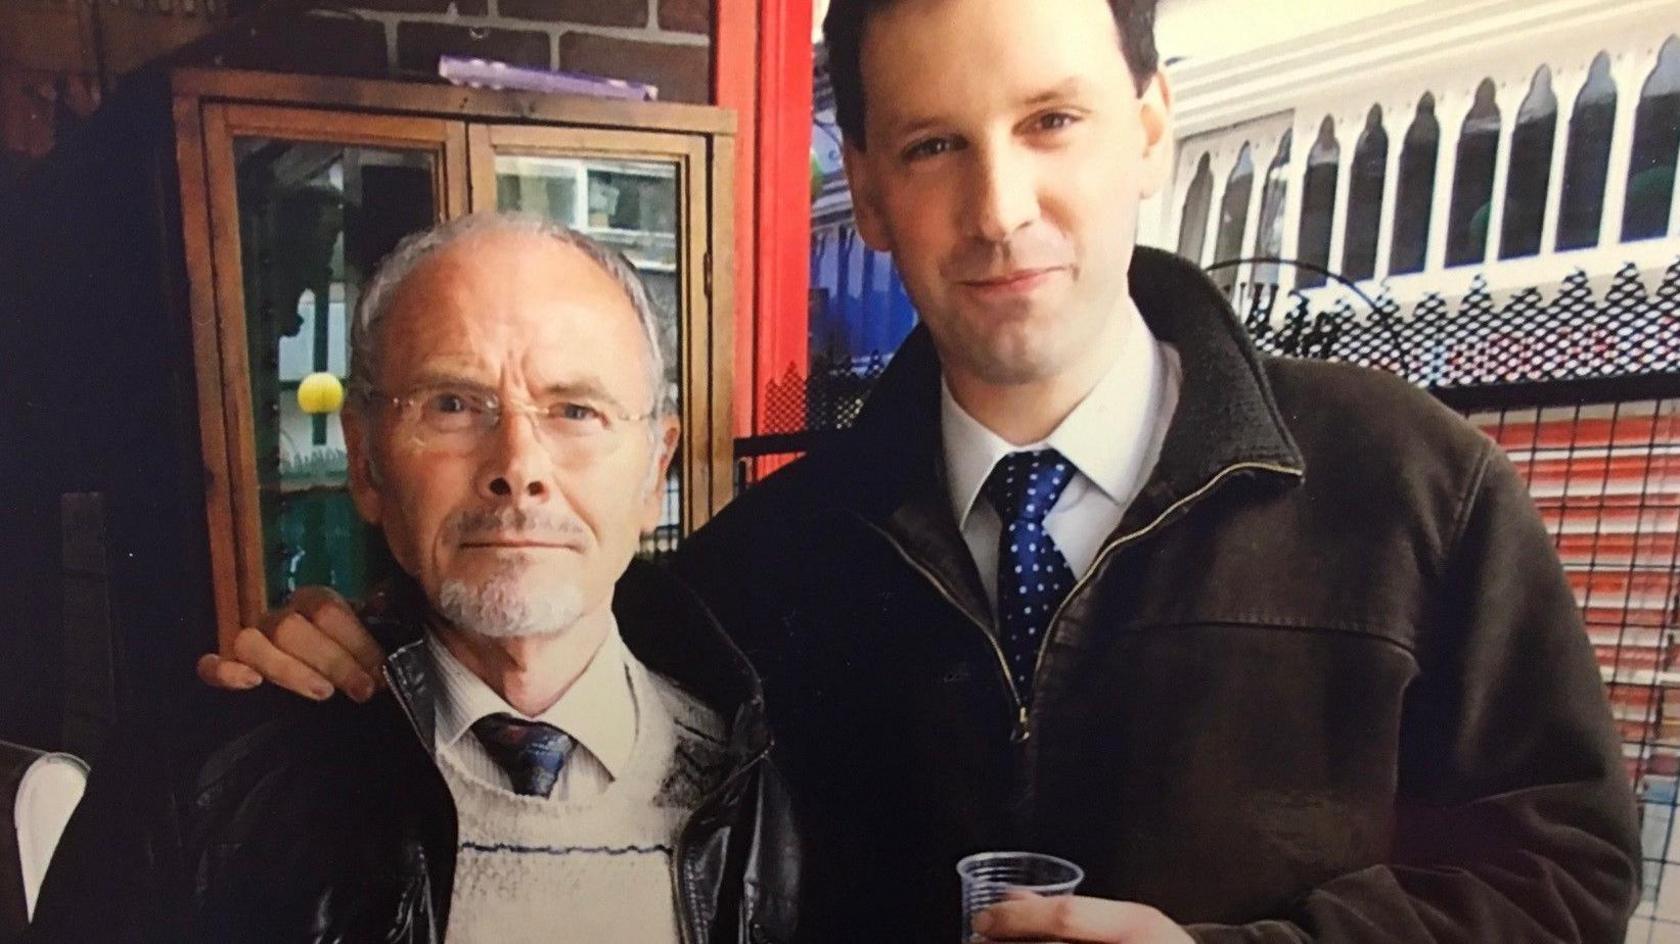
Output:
1391 93 1440 275
1344 105 1389 281
1297 116 1340 289
1210 143 1255 292
1177 153 1215 264
1557 53 1617 251
1622 35 1680 242
1500 67 1558 259
1447 79 1501 267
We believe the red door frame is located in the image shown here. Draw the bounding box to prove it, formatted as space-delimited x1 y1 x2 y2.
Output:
714 0 813 442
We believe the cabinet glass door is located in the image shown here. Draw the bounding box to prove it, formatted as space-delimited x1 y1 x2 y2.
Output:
495 154 680 354
473 126 713 556
200 105 466 626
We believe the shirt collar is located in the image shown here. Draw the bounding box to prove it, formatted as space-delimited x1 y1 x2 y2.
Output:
941 385 1021 532
942 297 1162 527
426 624 639 781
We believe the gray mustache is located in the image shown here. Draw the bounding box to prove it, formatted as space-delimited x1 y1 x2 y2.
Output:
448 507 587 542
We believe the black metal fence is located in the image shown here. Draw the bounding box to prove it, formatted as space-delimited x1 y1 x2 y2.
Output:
734 255 1680 463
1455 390 1680 934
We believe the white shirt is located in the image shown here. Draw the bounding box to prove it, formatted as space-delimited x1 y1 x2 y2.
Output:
427 625 639 800
942 300 1182 619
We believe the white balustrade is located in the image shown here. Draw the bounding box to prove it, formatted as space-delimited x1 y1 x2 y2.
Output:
1155 0 1680 316
1537 59 1589 257
1426 87 1463 275
1374 103 1405 281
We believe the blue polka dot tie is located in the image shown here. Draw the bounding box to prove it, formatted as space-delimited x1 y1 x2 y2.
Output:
470 714 574 798
982 449 1078 705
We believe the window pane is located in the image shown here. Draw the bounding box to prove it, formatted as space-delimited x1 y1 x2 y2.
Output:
496 155 579 223
1343 105 1388 282
1448 79 1501 267
1501 67 1558 260
233 138 437 607
1391 94 1440 275
1297 116 1340 289
1623 36 1680 243
1178 153 1214 263
1211 144 1255 292
1558 54 1617 251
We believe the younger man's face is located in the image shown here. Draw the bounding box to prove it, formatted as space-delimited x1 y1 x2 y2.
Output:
843 0 1172 391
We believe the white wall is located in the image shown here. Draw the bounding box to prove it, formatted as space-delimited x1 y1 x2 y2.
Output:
816 0 1438 57
1156 0 1436 68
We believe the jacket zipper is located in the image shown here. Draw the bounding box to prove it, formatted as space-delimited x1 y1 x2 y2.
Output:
1029 461 1304 710
853 518 1031 741
856 460 1303 745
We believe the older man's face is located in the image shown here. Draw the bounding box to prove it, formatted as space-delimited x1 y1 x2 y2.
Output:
345 229 677 639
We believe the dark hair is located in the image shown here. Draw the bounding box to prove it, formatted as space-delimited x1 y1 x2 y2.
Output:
823 0 1159 149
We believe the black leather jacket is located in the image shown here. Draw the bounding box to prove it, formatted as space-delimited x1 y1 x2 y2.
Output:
30 560 800 944
673 248 1640 942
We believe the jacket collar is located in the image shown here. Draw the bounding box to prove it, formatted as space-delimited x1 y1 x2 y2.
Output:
1120 247 1305 528
368 558 772 763
814 247 1305 607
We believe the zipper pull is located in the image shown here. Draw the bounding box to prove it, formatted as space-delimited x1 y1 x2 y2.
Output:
1012 705 1031 743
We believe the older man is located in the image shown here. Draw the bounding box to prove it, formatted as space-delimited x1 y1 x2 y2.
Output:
30 214 798 944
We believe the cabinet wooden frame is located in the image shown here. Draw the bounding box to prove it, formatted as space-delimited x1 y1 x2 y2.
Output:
170 69 737 647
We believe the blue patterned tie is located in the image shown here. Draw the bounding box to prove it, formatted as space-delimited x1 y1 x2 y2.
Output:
470 714 574 798
982 449 1078 705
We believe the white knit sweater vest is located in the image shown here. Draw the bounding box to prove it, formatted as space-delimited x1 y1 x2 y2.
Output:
438 670 727 944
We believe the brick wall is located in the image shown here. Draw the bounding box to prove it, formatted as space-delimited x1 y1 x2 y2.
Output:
334 0 714 103
1 0 715 181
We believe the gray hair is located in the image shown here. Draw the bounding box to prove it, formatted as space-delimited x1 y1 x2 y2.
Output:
347 212 675 416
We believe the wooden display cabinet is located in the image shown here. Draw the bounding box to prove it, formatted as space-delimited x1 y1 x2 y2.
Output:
3 67 736 687
172 70 737 649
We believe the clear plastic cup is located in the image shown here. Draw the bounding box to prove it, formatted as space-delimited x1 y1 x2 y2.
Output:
957 850 1085 942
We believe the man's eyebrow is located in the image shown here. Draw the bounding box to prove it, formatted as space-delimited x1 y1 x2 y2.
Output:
540 379 636 414
396 373 633 411
1021 78 1088 108
404 369 491 391
879 112 950 145
876 79 1091 143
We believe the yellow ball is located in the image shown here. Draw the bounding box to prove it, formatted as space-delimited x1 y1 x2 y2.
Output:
296 372 345 415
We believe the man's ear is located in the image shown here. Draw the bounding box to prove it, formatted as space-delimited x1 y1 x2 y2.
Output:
343 406 384 525
842 140 893 252
1136 70 1176 199
640 415 682 532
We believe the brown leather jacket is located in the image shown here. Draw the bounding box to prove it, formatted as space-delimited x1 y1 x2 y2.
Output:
29 560 799 944
673 247 1641 942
